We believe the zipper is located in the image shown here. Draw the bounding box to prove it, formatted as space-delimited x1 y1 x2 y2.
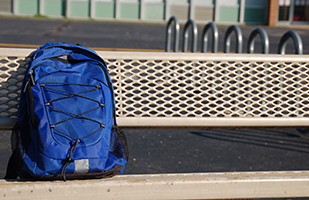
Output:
33 45 104 63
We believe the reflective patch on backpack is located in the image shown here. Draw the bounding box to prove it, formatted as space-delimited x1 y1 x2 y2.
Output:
75 159 89 174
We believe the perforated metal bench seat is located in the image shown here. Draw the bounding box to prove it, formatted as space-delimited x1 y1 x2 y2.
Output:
1 48 309 129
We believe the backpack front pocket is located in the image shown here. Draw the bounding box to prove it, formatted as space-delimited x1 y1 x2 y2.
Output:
38 72 112 147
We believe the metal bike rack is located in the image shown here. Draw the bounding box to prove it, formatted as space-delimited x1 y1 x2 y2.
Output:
247 27 269 54
165 19 305 55
278 30 303 55
165 16 180 52
223 25 243 53
201 22 219 53
182 19 198 53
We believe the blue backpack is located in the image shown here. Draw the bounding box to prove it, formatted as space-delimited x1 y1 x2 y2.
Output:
5 43 128 180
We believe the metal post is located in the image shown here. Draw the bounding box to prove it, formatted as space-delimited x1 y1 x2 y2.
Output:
214 0 220 23
165 0 170 21
223 25 243 53
39 0 44 16
115 0 120 19
65 0 70 18
247 27 269 54
165 16 180 52
12 0 17 15
189 0 195 20
140 0 144 20
278 30 303 55
90 0 95 18
239 0 246 24
182 19 198 53
201 22 219 53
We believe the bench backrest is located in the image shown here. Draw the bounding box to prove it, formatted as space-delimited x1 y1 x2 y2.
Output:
1 48 309 129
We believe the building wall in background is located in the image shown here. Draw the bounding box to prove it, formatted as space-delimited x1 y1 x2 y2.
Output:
69 0 90 18
218 0 240 22
0 0 12 13
0 0 306 26
244 0 268 23
44 0 65 17
95 1 115 18
144 2 164 20
18 0 39 15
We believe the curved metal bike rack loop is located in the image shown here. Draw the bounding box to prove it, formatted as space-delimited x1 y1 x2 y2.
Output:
201 22 219 53
247 27 269 54
223 25 243 53
182 19 198 53
165 16 180 52
278 30 303 55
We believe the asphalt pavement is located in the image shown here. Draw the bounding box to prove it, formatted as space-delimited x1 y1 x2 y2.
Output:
0 16 309 53
1 17 309 194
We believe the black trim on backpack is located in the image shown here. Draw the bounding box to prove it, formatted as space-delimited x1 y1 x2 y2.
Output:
112 126 129 161
4 123 30 179
26 80 37 128
33 165 123 181
4 149 19 179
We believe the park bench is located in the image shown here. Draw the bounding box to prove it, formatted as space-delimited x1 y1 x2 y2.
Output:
0 47 309 199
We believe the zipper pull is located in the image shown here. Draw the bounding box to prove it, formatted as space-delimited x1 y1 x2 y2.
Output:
29 70 35 86
23 70 35 93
